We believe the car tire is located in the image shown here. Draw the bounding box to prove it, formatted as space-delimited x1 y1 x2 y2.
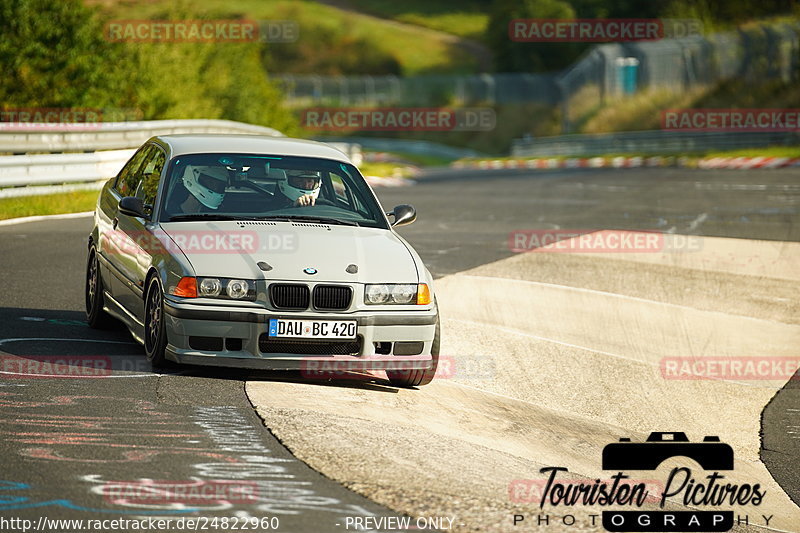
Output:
386 314 440 388
85 247 114 329
144 277 171 367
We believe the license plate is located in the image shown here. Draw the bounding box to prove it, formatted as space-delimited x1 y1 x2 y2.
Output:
268 319 357 340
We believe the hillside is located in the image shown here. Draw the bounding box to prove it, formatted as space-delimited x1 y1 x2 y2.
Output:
88 0 485 75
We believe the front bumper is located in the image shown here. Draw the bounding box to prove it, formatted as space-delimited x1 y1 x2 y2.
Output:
162 298 438 371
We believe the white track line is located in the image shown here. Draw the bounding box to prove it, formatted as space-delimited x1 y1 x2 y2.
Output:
457 274 794 327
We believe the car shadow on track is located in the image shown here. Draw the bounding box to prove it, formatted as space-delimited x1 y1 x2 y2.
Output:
243 370 402 393
0 307 404 391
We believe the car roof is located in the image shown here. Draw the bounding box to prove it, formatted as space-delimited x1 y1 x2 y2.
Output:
153 134 352 163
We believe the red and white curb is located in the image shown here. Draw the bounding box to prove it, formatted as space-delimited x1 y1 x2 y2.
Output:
696 156 800 169
452 156 800 170
364 175 414 187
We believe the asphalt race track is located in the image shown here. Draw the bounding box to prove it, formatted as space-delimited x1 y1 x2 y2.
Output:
0 220 397 531
0 166 798 533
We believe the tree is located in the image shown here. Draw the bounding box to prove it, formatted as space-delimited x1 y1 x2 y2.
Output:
0 0 297 133
0 0 135 109
485 0 582 73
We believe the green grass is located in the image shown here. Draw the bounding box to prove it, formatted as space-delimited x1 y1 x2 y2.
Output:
578 88 706 134
366 151 454 167
396 13 487 40
358 161 416 178
0 190 99 220
571 78 800 136
700 146 800 159
339 0 489 39
90 0 480 75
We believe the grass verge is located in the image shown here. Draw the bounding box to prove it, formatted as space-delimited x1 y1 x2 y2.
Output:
0 190 99 221
359 161 417 178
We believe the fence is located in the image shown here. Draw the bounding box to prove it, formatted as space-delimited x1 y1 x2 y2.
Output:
558 22 800 132
274 73 560 107
274 21 800 138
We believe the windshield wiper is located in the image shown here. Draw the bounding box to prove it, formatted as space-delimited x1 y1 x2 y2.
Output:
258 215 360 227
167 214 261 222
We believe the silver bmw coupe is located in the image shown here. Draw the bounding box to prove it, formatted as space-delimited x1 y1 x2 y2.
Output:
86 134 439 386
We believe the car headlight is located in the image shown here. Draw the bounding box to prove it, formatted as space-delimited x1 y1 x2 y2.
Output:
364 283 429 305
199 277 222 297
196 277 256 301
390 284 415 304
227 279 250 299
365 284 390 304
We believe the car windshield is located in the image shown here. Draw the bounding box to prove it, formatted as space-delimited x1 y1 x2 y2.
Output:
159 153 388 229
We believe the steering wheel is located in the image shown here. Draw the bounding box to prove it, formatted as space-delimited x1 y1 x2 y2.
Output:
312 197 336 207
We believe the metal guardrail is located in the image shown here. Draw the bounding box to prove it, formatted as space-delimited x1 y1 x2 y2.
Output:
0 149 135 191
0 119 285 198
511 130 800 157
0 119 283 154
0 120 362 198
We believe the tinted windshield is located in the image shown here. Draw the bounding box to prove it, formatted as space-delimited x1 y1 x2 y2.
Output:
159 153 388 229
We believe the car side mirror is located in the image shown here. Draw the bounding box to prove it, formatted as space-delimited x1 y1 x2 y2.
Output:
119 196 146 218
389 204 416 227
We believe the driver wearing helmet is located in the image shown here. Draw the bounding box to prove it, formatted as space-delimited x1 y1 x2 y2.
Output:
179 165 229 212
278 170 322 207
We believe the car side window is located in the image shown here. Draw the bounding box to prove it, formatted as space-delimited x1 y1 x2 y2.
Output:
136 146 166 208
114 146 150 197
328 173 350 205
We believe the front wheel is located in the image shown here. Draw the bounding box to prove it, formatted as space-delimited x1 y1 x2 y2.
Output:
386 315 440 388
85 247 114 329
144 277 170 367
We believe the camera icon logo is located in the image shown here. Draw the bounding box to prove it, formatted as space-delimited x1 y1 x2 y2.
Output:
602 432 734 471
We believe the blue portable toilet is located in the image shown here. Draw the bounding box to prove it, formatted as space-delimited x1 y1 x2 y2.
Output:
615 57 640 94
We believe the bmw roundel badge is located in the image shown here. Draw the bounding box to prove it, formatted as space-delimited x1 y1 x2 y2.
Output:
303 267 318 275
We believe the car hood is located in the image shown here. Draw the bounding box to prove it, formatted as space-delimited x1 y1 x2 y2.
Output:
159 220 419 283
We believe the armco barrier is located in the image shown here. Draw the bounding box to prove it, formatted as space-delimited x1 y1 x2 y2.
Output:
0 119 283 154
0 149 135 188
511 130 800 157
0 120 363 197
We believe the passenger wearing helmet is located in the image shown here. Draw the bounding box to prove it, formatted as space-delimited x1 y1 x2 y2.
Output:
278 170 322 207
179 165 229 212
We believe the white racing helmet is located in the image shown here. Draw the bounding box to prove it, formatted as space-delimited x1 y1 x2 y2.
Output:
182 165 228 209
279 170 322 203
